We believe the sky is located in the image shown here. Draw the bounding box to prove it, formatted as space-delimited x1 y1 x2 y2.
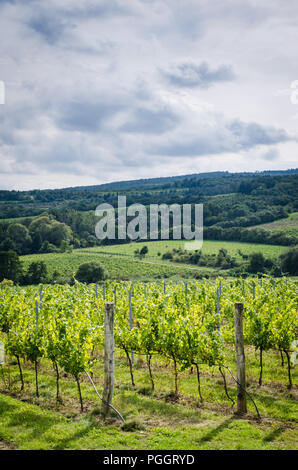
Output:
0 0 298 190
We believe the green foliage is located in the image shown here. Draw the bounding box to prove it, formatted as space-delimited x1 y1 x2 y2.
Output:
139 246 148 257
0 172 297 255
7 223 32 254
23 261 48 285
0 250 23 282
0 277 297 412
75 261 105 283
280 246 298 275
248 253 266 274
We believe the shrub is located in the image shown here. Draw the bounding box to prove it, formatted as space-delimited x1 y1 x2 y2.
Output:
75 261 105 283
162 251 173 260
23 261 48 285
280 246 298 275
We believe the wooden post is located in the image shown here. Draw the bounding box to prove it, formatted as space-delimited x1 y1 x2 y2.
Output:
35 298 39 326
129 291 134 364
39 285 43 310
216 288 220 333
102 302 115 417
234 302 247 414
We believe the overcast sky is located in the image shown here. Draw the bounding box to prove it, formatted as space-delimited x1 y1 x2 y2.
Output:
0 0 298 190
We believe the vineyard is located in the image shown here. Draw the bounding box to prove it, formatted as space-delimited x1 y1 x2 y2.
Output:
0 278 297 449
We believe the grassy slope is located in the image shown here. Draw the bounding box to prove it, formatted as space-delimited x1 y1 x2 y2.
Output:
249 212 298 235
21 251 216 281
80 240 287 260
20 240 288 281
0 345 297 450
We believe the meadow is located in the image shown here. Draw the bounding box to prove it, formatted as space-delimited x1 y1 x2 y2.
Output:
20 240 288 281
84 239 287 260
21 250 216 281
249 212 298 237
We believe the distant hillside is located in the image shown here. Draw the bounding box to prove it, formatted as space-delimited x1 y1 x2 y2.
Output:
62 169 298 192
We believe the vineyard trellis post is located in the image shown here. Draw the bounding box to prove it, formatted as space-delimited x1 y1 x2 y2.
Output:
39 285 43 310
234 302 247 415
129 291 134 364
102 302 115 417
216 288 220 333
35 298 39 326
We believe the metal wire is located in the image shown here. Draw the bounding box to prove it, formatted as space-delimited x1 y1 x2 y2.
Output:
84 370 125 423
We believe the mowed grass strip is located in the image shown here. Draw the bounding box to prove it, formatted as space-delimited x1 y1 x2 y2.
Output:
0 345 297 450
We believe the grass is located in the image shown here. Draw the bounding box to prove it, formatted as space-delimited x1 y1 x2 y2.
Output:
21 251 216 281
0 215 37 224
20 240 288 282
0 345 297 450
249 212 298 236
80 240 287 261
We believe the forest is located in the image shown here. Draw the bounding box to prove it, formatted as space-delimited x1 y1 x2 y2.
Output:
0 171 297 257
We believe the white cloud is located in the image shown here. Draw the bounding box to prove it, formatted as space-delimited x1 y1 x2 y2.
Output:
0 0 297 189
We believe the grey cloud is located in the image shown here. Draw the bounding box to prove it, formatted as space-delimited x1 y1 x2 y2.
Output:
161 62 235 88
28 14 72 44
119 107 180 135
66 1 131 20
152 120 293 157
228 120 290 149
25 1 131 46
0 0 297 189
55 100 124 133
261 149 280 161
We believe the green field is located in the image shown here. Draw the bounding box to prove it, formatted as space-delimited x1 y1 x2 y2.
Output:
249 212 298 236
0 345 297 450
20 240 288 281
85 240 288 260
21 250 216 281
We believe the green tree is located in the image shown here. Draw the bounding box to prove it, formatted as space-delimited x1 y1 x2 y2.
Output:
29 216 72 248
7 223 32 254
75 262 105 283
0 237 17 251
280 246 298 275
248 252 266 274
24 261 48 285
0 250 23 282
140 246 148 258
46 222 72 246
39 241 58 253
